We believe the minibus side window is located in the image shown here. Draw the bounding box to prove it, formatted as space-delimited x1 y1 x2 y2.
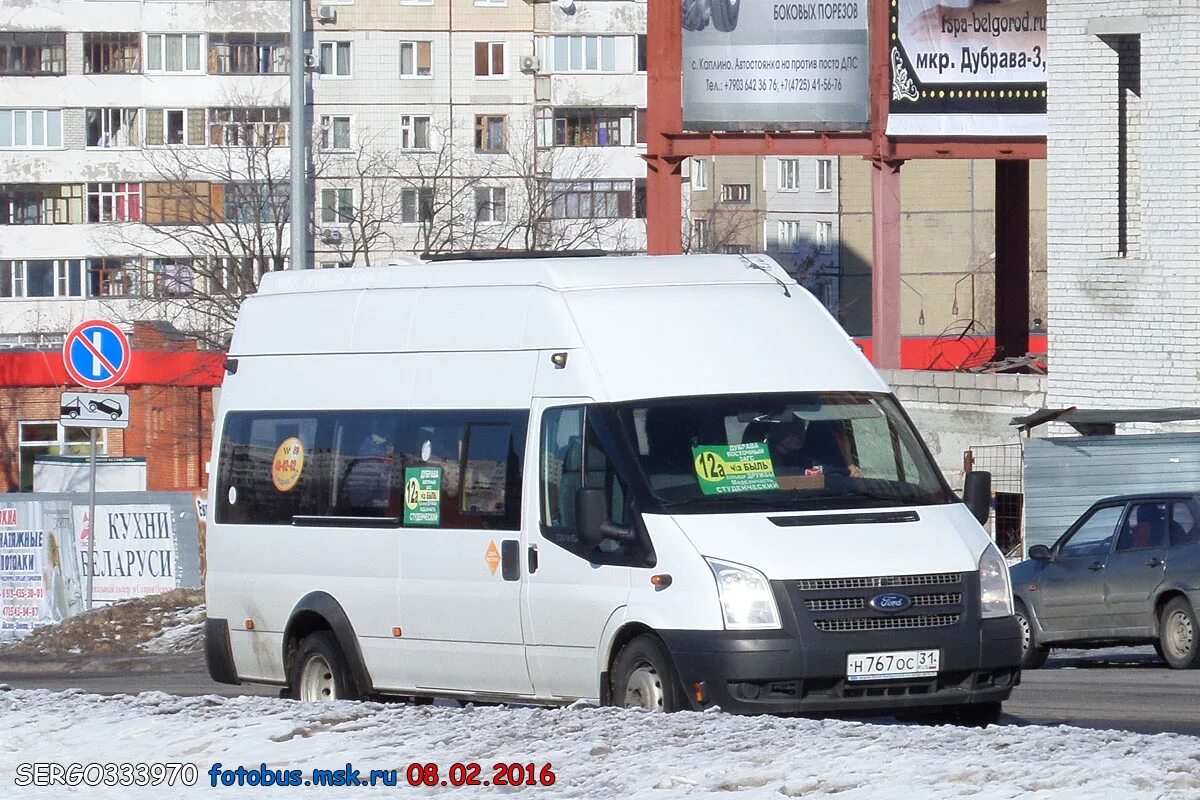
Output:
216 412 330 524
540 406 632 560
330 412 406 518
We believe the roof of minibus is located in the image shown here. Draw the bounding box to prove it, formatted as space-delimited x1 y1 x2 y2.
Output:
256 253 790 294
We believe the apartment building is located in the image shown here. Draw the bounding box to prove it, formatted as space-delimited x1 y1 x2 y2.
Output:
0 1 291 344
688 155 841 311
310 0 648 263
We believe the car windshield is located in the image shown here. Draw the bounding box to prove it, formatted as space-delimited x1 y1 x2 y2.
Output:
609 392 953 513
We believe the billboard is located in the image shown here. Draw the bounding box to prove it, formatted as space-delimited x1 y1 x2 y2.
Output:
0 501 83 641
74 504 178 604
682 0 871 131
888 0 1047 137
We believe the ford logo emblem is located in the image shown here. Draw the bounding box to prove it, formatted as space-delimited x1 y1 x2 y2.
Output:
869 593 913 613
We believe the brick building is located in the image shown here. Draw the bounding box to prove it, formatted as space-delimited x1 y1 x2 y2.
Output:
0 321 222 492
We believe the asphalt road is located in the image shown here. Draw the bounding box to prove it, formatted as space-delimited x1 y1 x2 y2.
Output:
2 647 1197 737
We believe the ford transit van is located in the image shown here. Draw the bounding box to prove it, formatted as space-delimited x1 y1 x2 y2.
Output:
205 253 1021 721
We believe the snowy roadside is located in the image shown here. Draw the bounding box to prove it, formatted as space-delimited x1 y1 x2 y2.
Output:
2 689 1199 799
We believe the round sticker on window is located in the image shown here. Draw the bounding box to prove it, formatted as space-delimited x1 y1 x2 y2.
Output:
272 437 305 492
421 440 432 462
228 486 238 505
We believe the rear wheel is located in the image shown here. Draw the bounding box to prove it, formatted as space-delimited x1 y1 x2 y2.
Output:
1159 597 1200 669
711 0 740 32
1015 601 1049 670
290 631 360 702
610 635 686 712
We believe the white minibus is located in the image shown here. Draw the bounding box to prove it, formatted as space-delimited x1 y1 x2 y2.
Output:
205 253 1020 721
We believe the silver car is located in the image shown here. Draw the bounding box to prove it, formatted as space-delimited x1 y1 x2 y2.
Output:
1010 493 1200 670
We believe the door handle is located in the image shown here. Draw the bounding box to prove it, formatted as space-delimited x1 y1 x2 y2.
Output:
500 539 521 582
1088 562 1105 571
528 544 539 574
1146 558 1163 567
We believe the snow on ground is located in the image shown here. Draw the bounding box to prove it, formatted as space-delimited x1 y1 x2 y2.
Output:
3 689 1200 799
137 606 206 655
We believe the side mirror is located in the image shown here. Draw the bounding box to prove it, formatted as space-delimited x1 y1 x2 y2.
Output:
575 487 635 547
963 471 991 526
1028 544 1052 561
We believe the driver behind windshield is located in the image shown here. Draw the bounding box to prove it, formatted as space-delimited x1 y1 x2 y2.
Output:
767 419 862 480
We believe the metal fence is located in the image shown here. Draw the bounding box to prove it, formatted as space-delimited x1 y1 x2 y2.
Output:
964 442 1025 558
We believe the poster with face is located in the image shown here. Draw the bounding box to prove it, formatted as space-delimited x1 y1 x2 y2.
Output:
889 0 1047 136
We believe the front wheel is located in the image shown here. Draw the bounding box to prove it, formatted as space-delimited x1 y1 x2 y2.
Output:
1159 597 1200 669
1015 602 1049 670
290 631 361 701
610 635 686 712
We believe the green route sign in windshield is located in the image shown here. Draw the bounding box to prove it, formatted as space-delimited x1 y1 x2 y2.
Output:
691 442 780 496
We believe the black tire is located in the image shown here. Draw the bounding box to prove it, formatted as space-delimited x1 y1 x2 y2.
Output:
682 0 710 32
610 635 687 712
289 631 361 701
1158 597 1200 669
711 0 740 32
1015 601 1049 670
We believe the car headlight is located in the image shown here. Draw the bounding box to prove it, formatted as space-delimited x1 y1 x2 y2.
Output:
979 543 1014 619
706 558 781 630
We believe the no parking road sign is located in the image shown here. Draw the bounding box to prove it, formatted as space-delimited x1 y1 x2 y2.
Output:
62 320 132 389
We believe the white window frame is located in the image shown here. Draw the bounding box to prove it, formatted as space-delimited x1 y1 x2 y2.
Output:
319 40 352 78
0 109 64 149
777 220 804 252
692 218 708 250
399 115 432 151
817 158 833 193
86 182 142 223
778 159 801 192
817 220 834 253
146 108 205 147
18 421 106 491
400 0 432 5
144 33 204 74
692 158 708 191
475 0 507 6
474 41 506 79
86 108 141 149
319 114 353 151
400 187 434 225
1 259 85 299
399 40 432 79
540 35 622 74
721 183 750 203
474 187 506 223
321 187 354 225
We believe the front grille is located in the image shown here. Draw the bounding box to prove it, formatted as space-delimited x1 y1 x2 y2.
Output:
913 592 963 607
813 613 961 632
806 597 866 612
796 573 962 591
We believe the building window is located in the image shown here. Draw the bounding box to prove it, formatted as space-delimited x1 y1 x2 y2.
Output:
17 422 105 493
777 220 804 252
224 182 289 224
208 33 288 74
0 32 66 75
150 258 195 298
401 188 434 224
145 33 203 73
321 187 354 224
143 182 220 224
636 108 647 145
547 108 633 147
778 159 800 192
86 182 142 223
0 109 63 149
721 183 751 203
474 115 507 152
692 158 708 190
209 108 290 147
86 109 141 149
399 40 432 77
146 109 206 147
474 41 505 77
88 258 135 297
319 41 351 77
692 218 709 250
817 220 833 252
0 259 85 299
0 184 83 225
540 35 623 73
319 115 351 151
84 32 141 74
475 187 506 223
549 180 634 220
211 257 277 296
817 158 832 192
637 34 647 72
476 0 507 6
399 115 431 150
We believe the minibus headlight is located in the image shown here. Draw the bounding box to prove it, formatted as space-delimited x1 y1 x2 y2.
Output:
706 558 781 630
979 543 1014 619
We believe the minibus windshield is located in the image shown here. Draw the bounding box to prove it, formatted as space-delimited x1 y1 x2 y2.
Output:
610 392 954 513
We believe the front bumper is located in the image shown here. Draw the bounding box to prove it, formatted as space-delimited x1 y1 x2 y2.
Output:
659 575 1022 715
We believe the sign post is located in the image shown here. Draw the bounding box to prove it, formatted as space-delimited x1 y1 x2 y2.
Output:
61 321 133 610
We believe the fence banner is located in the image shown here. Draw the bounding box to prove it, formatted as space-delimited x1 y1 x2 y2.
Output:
888 0 1047 137
0 501 84 641
73 504 179 604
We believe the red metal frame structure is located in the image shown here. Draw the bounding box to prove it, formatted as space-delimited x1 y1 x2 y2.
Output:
645 0 1047 369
